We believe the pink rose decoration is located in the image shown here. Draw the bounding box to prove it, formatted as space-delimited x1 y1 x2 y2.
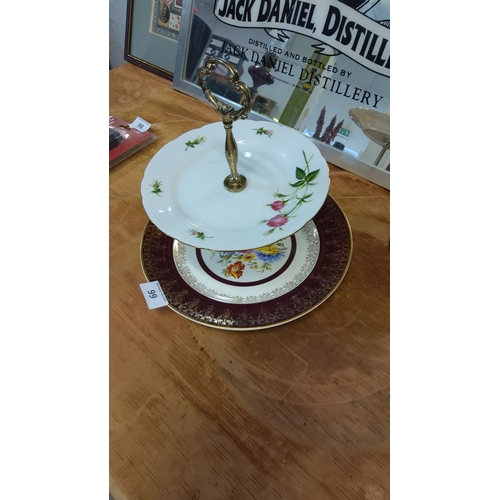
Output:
267 214 289 228
270 200 285 211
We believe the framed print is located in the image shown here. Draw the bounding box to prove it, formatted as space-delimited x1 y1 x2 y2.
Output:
125 0 184 80
173 0 390 189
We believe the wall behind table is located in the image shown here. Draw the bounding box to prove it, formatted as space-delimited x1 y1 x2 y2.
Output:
109 0 127 69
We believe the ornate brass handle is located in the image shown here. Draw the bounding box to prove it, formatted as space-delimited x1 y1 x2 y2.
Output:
198 57 252 193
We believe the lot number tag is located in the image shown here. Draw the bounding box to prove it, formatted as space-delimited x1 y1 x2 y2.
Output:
139 281 168 309
130 117 151 132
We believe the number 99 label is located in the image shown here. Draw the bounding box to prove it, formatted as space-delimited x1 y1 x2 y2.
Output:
139 281 168 309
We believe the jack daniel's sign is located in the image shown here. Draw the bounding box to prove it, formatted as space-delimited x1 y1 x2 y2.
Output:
214 0 390 77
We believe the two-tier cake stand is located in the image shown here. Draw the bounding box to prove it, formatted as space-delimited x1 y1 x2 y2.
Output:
140 58 353 330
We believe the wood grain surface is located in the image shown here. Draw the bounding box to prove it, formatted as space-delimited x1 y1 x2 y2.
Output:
109 63 390 500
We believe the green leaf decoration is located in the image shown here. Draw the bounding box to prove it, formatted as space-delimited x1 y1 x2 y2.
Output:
150 180 163 196
185 136 207 150
295 167 306 180
305 169 320 183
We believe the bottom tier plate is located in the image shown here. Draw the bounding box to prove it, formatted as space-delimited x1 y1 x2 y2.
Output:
140 195 353 330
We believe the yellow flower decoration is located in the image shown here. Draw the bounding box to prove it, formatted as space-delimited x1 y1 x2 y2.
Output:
255 244 280 255
241 253 256 263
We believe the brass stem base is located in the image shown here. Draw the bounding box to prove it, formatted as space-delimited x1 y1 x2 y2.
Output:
224 174 247 192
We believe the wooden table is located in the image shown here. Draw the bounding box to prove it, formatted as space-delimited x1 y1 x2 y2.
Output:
109 63 390 500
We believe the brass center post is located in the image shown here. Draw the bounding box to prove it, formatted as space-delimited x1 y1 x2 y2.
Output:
198 57 252 193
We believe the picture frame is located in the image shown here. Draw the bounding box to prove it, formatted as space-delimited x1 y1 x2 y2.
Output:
173 0 390 189
124 0 184 81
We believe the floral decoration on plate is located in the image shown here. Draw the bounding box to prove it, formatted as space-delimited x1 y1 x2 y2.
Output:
185 136 206 150
173 221 317 304
150 180 163 196
261 151 319 236
214 241 288 280
187 229 213 240
254 127 274 138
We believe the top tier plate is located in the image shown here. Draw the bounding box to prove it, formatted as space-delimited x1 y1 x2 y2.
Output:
141 120 330 251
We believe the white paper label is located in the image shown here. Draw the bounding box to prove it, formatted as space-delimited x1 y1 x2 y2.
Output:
130 117 151 132
139 281 168 309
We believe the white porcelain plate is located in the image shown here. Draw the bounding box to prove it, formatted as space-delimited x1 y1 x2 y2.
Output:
141 120 330 251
